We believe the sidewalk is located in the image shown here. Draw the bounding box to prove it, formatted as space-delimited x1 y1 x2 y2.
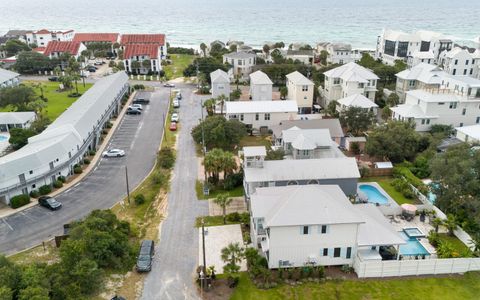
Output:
0 91 136 219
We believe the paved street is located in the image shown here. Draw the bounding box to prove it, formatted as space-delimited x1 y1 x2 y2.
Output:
141 87 209 299
0 88 170 255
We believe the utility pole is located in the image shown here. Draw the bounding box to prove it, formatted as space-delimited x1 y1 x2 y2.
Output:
125 166 130 204
201 218 207 287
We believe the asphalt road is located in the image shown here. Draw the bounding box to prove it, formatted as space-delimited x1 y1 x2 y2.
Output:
141 87 209 299
0 88 170 255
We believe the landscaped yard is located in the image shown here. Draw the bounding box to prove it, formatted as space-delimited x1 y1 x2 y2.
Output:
437 233 472 256
239 135 272 150
360 177 421 205
164 54 195 79
194 213 249 227
195 180 244 200
230 271 480 300
0 80 93 121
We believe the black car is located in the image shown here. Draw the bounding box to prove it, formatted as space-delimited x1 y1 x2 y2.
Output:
87 67 96 72
48 76 59 82
133 98 150 105
136 240 155 272
38 196 62 210
126 107 141 115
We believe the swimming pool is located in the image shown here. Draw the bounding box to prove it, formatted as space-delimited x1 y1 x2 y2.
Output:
0 135 8 142
403 227 425 238
398 232 430 257
358 184 389 205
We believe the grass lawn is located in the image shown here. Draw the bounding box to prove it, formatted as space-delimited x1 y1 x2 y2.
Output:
239 135 272 150
231 271 480 300
195 180 244 200
360 177 421 205
0 81 93 121
194 214 248 227
437 233 472 256
164 54 195 79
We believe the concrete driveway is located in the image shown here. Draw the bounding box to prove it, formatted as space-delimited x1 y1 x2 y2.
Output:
141 87 209 300
0 89 169 255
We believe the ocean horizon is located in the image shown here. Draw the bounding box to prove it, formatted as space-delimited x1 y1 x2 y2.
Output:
1 0 479 49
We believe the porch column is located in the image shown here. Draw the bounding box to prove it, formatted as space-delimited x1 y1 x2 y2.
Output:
396 244 400 260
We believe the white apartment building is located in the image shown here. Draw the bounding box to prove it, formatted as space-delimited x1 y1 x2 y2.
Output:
286 71 314 114
391 76 480 131
376 29 453 66
321 62 379 107
210 69 230 98
123 44 162 74
438 47 479 77
249 71 273 101
223 51 256 80
26 29 74 47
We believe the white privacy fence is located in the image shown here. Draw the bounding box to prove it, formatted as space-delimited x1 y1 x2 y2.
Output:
354 257 480 278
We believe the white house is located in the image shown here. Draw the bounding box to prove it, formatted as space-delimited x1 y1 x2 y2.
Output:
210 69 230 98
225 100 297 130
0 68 20 88
322 62 379 107
321 43 361 65
391 78 480 131
249 185 406 269
223 51 256 80
455 124 480 143
0 72 129 205
0 112 36 132
438 47 478 77
337 94 378 114
26 29 74 47
286 71 314 114
43 41 86 59
120 34 167 60
123 44 162 75
407 51 435 68
285 50 314 64
270 119 344 146
395 63 447 102
249 71 273 101
376 29 453 66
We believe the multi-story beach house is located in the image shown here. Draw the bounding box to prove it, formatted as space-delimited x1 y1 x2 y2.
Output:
210 69 230 98
438 47 479 78
223 51 256 80
395 63 447 102
316 42 361 65
43 41 86 60
286 71 314 114
26 29 75 47
249 71 273 101
321 62 378 108
120 34 167 60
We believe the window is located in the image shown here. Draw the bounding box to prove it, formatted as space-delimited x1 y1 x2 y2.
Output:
453 69 456 75
255 113 259 121
302 150 309 156
29 170 33 174
397 41 408 57
240 114 244 121
462 108 466 115
471 69 474 75
438 102 445 105
358 83 365 88
420 41 430 52
426 119 430 125
464 69 467 75
333 78 340 84
421 119 425 125
320 225 327 234
409 80 416 87
323 248 328 256
346 247 352 259
365 92 369 98
460 123 464 127
303 226 309 235
454 59 458 65
466 60 469 65
302 85 308 91
384 40 395 56
333 248 341 258
32 184 36 189
476 117 480 124
264 113 270 120
449 102 457 109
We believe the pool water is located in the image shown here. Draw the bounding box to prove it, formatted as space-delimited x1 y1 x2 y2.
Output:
398 232 430 256
0 135 8 142
403 227 425 238
358 184 389 205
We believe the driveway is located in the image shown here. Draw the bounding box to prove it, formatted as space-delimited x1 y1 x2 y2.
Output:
0 89 170 255
141 88 209 299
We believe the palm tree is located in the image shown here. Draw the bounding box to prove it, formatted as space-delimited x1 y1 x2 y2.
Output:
444 214 457 236
213 194 233 224
203 148 224 183
217 94 228 115
279 86 288 100
131 61 141 73
263 44 270 58
221 151 237 178
200 43 207 57
431 217 443 233
142 59 151 71
203 98 216 116
221 242 245 275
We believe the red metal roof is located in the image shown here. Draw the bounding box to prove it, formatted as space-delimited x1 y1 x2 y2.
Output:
44 41 82 56
123 44 159 59
73 33 119 43
121 34 165 46
35 29 51 34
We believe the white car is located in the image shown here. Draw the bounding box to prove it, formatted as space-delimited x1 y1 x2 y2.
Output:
173 100 180 108
171 113 179 122
103 149 125 157
130 104 143 110
164 83 175 88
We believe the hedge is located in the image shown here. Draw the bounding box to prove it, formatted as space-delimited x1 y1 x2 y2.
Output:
53 180 63 189
393 166 428 195
10 194 31 209
39 185 52 195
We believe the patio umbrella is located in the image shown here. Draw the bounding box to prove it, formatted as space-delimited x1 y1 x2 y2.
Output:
401 203 417 215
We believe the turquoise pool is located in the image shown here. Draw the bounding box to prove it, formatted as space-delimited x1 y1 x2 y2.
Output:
358 184 389 205
398 232 430 257
0 135 8 142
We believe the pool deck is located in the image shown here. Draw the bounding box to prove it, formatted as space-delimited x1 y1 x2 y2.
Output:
357 182 401 215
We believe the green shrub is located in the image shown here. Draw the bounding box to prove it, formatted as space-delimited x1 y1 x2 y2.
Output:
106 122 113 128
223 171 243 190
74 165 82 174
428 231 439 247
393 166 424 188
10 194 30 209
158 148 175 169
134 194 146 205
101 129 108 135
89 150 96 156
240 212 250 224
152 169 169 185
402 187 414 199
29 190 40 198
53 180 63 189
226 212 241 222
133 84 145 90
57 176 66 183
39 185 52 195
83 158 91 165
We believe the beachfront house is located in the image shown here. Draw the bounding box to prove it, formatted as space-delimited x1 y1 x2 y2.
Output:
395 63 446 102
0 68 20 88
285 50 314 64
321 43 361 65
210 69 230 98
223 51 256 80
286 71 314 114
249 71 273 101
321 62 378 108
438 47 479 77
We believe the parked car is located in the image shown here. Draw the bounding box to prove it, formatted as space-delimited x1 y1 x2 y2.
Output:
133 98 150 105
171 113 179 122
103 149 125 157
38 196 62 210
48 76 59 82
86 66 96 72
173 100 180 108
110 296 126 300
169 122 177 131
129 104 143 110
175 93 182 100
94 60 103 66
164 83 175 88
126 107 142 115
136 240 155 272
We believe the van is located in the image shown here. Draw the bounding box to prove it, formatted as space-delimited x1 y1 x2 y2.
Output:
136 240 155 272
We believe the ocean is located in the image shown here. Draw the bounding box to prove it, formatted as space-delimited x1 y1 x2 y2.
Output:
1 0 479 49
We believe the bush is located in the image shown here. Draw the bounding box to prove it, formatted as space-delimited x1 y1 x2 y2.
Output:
152 169 168 186
428 231 439 247
39 185 52 195
53 180 63 189
350 142 361 155
10 194 30 209
134 194 146 205
158 148 175 169
74 165 82 174
393 166 424 188
226 212 241 222
57 176 66 183
89 150 96 156
106 122 113 128
29 190 40 198
402 187 414 199
83 158 91 165
67 92 82 98
223 171 243 190
133 84 145 90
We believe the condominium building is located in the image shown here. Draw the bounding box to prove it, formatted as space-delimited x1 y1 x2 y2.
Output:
26 29 74 47
438 47 479 77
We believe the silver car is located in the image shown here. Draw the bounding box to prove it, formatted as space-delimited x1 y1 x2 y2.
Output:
102 149 125 157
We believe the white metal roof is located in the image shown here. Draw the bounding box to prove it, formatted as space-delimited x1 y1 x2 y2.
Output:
455 124 480 141
244 157 360 182
286 71 314 85
223 51 256 59
225 100 297 114
0 112 36 124
243 146 267 157
324 62 379 82
396 63 444 83
282 128 333 149
210 69 229 84
0 68 20 84
251 185 365 227
356 204 406 246
374 162 393 169
271 119 344 138
411 51 435 59
391 104 432 119
338 94 378 109
249 70 273 85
